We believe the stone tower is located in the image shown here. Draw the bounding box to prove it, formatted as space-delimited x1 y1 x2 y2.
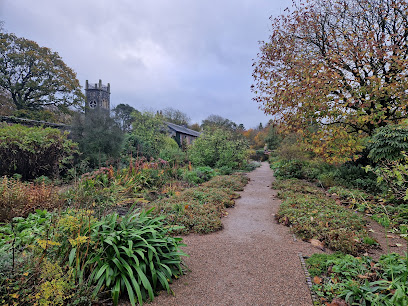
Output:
85 80 110 114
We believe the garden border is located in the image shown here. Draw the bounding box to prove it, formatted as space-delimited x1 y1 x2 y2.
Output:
298 252 319 305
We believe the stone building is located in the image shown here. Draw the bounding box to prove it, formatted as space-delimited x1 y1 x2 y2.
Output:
85 80 110 114
165 121 201 149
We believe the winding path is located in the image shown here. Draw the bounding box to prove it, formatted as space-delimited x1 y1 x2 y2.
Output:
151 162 320 305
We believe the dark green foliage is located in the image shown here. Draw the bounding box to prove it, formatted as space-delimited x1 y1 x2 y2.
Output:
331 162 379 192
188 128 249 169
270 157 378 192
365 155 408 203
112 103 138 132
249 149 268 162
270 159 308 179
368 124 408 162
71 111 124 169
0 32 84 113
264 124 281 150
0 124 78 180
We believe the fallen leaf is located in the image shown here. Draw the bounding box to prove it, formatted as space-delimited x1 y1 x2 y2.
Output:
313 276 322 284
310 239 325 250
395 243 403 247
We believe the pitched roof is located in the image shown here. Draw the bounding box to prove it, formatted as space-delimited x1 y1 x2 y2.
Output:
165 121 201 137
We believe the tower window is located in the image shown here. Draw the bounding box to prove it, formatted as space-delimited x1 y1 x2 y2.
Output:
89 100 97 109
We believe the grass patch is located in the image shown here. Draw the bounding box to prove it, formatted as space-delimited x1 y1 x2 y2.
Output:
306 252 408 305
274 179 376 255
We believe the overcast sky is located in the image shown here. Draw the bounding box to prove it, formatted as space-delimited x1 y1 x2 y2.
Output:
0 0 292 129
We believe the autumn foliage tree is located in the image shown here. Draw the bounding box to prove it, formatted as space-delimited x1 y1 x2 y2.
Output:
0 32 84 116
252 0 408 163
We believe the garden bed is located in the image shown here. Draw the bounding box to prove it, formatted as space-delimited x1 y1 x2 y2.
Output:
273 179 377 255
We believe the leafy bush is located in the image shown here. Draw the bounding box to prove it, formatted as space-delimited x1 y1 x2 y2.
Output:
270 153 379 192
188 128 249 169
368 124 408 162
0 209 186 306
0 124 78 180
71 111 124 169
159 137 186 165
86 210 186 305
122 112 167 159
271 159 308 179
248 149 268 161
306 253 408 305
332 162 378 192
274 179 375 255
182 166 218 185
366 153 408 203
0 177 63 221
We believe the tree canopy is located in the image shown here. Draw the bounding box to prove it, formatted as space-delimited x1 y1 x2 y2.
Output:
161 107 191 126
201 114 240 131
0 32 84 114
112 103 138 132
252 0 408 162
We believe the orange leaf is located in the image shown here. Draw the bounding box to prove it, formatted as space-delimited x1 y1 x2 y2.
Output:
313 276 322 284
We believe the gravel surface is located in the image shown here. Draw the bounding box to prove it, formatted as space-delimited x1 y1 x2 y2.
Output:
150 162 321 306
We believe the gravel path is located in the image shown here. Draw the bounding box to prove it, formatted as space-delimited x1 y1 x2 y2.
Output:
150 162 321 306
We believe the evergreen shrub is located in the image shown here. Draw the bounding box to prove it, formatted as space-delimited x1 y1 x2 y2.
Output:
0 124 78 180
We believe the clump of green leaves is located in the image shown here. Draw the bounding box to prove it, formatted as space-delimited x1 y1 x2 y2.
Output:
85 210 186 305
306 252 408 305
274 179 376 254
368 124 408 163
182 166 219 185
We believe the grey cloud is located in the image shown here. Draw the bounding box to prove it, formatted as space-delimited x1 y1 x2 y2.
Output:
1 0 292 128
